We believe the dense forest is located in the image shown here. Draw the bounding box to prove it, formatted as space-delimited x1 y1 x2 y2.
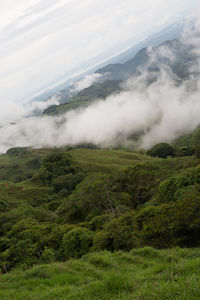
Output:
0 127 199 261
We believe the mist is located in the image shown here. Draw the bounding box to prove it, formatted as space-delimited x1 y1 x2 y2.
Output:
69 73 106 94
0 24 200 153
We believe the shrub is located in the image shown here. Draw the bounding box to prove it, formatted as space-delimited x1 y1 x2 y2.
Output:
175 145 195 157
6 147 30 157
52 172 85 193
62 227 94 259
110 163 158 208
40 247 55 263
195 144 200 159
93 212 139 252
157 166 200 203
38 151 74 184
136 186 200 248
88 215 111 231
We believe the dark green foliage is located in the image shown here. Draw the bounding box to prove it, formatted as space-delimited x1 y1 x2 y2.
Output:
147 143 175 158
110 163 158 208
87 215 111 231
58 163 158 223
40 247 55 263
38 151 74 184
157 165 200 203
195 144 200 158
57 174 117 222
175 145 195 157
93 213 139 252
136 185 200 248
62 227 94 259
0 146 200 273
52 172 84 194
6 147 30 157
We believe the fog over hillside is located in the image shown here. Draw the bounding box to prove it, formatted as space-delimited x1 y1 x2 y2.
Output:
0 22 200 153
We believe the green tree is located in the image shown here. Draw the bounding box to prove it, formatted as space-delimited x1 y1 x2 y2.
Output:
62 227 94 259
147 143 175 158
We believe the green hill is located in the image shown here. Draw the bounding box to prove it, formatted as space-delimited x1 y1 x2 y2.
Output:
0 247 200 300
43 80 121 116
0 145 200 299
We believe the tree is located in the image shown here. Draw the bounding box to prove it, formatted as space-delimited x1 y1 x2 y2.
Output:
62 228 93 259
147 143 175 158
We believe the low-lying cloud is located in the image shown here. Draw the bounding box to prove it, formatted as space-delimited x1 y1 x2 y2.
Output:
0 94 61 126
69 73 106 94
0 23 200 153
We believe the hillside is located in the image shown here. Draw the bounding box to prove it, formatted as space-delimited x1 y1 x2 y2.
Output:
43 37 198 117
1 247 200 300
43 80 121 116
96 39 196 81
0 139 200 299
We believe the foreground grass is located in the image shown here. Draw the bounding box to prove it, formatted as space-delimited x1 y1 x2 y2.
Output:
0 247 200 300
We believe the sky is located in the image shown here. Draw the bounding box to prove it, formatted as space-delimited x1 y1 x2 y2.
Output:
0 0 199 103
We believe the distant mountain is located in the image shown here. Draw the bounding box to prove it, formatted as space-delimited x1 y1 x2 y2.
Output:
43 80 121 115
98 21 185 66
96 39 197 81
36 21 186 106
43 35 198 117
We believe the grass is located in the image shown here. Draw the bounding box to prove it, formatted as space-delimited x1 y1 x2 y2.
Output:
0 247 200 300
70 148 200 175
70 149 154 173
0 147 199 179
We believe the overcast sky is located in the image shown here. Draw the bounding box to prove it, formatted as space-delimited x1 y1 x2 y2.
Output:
0 0 199 103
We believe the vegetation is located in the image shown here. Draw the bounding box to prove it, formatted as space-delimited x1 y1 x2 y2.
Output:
0 136 200 298
0 247 200 300
147 143 175 158
43 80 121 116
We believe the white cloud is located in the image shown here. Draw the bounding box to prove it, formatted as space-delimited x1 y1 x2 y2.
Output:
1 25 200 153
0 0 199 103
70 73 106 94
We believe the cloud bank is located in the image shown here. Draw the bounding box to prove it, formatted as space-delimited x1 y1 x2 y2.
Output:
69 73 106 94
0 23 200 153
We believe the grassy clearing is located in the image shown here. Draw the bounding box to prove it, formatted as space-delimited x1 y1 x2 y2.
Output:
0 247 199 300
0 148 199 179
70 149 154 173
70 148 200 175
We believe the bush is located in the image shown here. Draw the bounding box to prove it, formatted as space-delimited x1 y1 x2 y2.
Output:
175 145 195 157
62 227 94 259
157 166 200 203
147 143 175 158
136 186 200 248
52 172 85 193
38 151 74 185
195 144 200 159
88 215 111 231
93 213 139 252
6 147 30 157
110 163 158 208
40 247 55 263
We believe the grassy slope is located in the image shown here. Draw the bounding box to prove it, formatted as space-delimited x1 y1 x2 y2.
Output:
1 148 200 299
43 80 121 116
0 247 200 300
70 149 153 173
1 148 199 180
0 149 52 183
70 148 200 175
